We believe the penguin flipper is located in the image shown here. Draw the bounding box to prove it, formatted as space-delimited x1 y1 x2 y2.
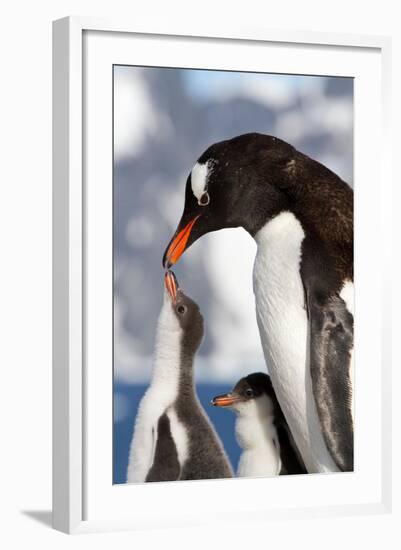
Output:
307 292 354 472
145 413 181 482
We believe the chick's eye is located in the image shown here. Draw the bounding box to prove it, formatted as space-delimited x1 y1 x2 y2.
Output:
177 305 187 315
198 191 210 206
245 389 253 397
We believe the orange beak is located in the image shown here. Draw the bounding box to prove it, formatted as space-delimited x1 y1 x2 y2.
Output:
163 216 200 268
164 270 178 302
211 393 240 407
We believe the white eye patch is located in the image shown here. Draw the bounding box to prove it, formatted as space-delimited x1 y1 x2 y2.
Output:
191 161 214 203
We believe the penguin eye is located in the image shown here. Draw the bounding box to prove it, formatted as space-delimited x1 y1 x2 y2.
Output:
198 191 210 206
245 388 253 397
176 305 187 315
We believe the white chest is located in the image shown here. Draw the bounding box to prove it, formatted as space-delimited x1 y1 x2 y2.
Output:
235 415 281 477
126 299 185 483
253 212 338 473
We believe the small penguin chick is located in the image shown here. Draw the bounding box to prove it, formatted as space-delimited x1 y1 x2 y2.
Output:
127 271 203 483
212 373 306 477
126 271 233 484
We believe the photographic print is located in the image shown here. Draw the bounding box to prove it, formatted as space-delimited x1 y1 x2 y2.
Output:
113 65 353 484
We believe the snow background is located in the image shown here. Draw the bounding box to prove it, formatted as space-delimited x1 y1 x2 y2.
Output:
113 66 353 483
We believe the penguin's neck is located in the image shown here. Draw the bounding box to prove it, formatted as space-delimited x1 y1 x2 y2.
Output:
253 211 306 335
151 324 196 407
178 354 195 387
150 307 183 401
151 341 181 390
254 210 305 256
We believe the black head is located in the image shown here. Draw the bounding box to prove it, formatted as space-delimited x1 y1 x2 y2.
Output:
211 372 280 414
163 133 296 268
235 372 277 401
164 270 204 355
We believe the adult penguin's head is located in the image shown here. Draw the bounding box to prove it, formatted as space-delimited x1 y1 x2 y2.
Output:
162 133 296 268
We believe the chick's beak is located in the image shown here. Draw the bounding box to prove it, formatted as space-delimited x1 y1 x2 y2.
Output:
164 270 179 303
163 215 200 269
211 393 240 407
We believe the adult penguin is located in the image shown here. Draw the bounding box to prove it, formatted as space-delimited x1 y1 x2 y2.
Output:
162 133 354 473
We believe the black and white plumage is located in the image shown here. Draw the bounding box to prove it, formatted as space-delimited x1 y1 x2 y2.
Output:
127 271 233 483
163 133 354 473
212 373 306 477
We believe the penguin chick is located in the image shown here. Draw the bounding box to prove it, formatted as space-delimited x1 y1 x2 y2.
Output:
212 373 306 477
127 271 233 483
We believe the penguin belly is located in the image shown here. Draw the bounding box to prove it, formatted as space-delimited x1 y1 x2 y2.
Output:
235 416 281 477
237 447 281 477
253 212 338 473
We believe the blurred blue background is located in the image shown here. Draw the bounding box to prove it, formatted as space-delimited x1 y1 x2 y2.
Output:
113 66 353 484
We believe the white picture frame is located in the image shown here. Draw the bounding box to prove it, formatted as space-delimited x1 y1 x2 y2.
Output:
52 16 392 534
